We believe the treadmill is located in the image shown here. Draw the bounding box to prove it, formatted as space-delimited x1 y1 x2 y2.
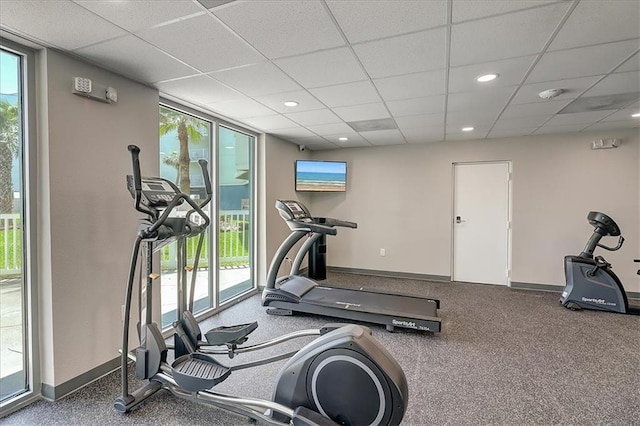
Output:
262 200 441 333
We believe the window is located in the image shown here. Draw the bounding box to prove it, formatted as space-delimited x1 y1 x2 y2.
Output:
158 104 256 328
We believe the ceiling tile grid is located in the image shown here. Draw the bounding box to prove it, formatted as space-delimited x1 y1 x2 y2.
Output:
1 0 639 149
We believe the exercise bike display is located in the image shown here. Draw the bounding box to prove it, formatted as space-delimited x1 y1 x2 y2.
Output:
561 211 640 315
114 145 409 426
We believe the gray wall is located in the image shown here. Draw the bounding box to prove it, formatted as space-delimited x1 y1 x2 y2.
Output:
304 128 639 292
37 50 159 386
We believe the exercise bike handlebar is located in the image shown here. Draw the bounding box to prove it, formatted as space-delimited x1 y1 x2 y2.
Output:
597 235 624 252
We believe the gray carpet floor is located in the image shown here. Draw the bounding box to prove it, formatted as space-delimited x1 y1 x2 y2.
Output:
1 271 639 425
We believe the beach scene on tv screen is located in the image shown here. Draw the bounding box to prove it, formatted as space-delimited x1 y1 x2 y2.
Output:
296 160 346 192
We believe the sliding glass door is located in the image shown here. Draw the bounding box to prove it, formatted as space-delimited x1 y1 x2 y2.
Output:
218 126 254 303
0 44 31 406
158 105 255 328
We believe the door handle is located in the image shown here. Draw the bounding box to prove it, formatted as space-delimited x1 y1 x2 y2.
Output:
455 216 466 224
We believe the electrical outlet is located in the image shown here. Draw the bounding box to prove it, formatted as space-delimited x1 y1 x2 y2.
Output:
380 248 386 257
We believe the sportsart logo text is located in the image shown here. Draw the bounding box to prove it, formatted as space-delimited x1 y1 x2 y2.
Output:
392 319 416 328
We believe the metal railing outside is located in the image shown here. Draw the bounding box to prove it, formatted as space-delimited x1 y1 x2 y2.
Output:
0 214 21 276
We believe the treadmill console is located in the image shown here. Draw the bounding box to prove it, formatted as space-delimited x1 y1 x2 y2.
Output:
276 200 312 222
127 175 184 209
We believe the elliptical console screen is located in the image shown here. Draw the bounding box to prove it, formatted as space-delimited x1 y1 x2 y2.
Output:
127 175 182 208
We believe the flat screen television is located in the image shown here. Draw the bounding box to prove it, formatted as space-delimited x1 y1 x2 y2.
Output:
295 160 347 192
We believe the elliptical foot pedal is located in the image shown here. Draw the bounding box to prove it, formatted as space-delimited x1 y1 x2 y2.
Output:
267 308 293 316
204 321 258 346
171 353 230 392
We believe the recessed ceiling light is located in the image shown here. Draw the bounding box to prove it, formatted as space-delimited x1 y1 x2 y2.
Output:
632 112 640 118
338 137 349 141
283 101 299 107
462 126 474 132
476 73 499 83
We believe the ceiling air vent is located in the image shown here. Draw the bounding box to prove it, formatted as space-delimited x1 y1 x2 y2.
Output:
558 92 639 114
347 118 398 132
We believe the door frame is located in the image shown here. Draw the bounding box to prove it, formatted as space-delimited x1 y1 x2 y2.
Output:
450 161 513 287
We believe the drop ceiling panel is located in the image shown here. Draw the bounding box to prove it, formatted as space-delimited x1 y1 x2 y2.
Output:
451 0 558 23
446 128 490 141
446 109 498 127
323 131 371 146
212 0 344 59
511 76 602 105
254 90 325 113
362 129 406 145
309 81 381 108
545 110 612 126
353 29 447 78
450 2 571 66
533 123 590 134
75 1 204 33
616 52 640 72
206 97 275 119
387 95 444 116
448 56 535 93
447 86 516 112
500 99 569 118
526 39 640 83
487 128 537 139
600 107 640 122
492 115 552 130
75 36 197 83
395 114 444 130
374 69 445 101
270 127 317 139
333 102 389 122
582 71 640 98
157 75 244 104
274 47 367 88
209 62 301 97
403 128 444 144
284 109 341 127
306 122 353 136
327 0 446 43
584 121 639 131
138 14 263 73
0 0 126 50
549 1 640 51
240 115 298 131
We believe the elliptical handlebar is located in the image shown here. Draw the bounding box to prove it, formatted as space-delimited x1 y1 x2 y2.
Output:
127 145 156 219
127 145 212 238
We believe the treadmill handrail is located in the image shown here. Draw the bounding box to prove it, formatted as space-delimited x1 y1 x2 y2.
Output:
286 220 338 235
316 217 358 229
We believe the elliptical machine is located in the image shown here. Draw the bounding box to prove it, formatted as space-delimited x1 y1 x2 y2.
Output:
114 145 409 426
561 211 640 315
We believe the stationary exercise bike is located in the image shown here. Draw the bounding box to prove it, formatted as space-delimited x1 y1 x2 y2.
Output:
114 145 409 426
560 211 640 315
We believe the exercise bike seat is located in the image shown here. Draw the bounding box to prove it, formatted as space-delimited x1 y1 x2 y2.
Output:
204 321 258 346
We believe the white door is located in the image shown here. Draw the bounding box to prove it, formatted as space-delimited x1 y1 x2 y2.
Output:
453 162 510 285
